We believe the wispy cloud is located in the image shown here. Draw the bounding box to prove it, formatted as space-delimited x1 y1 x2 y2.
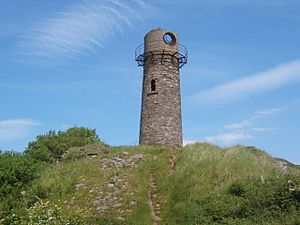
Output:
132 0 150 8
255 107 284 116
193 60 300 104
180 0 298 7
0 119 41 143
209 107 284 144
224 107 284 130
186 106 284 146
205 132 253 145
224 117 258 130
18 0 149 60
251 127 274 132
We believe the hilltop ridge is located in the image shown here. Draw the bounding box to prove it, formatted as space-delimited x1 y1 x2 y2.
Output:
1 141 300 224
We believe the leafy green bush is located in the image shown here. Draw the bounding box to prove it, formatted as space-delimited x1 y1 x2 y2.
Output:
0 198 127 225
193 176 300 224
0 151 46 224
25 127 102 163
0 152 42 199
227 182 246 197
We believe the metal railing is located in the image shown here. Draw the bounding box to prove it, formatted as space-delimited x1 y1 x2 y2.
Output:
135 42 188 68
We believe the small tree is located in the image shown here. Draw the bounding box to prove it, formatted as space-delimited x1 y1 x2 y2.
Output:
25 127 101 163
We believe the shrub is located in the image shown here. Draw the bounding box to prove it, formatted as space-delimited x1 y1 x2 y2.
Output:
228 182 246 197
16 198 127 225
0 152 41 199
25 127 102 163
193 176 300 224
0 151 46 224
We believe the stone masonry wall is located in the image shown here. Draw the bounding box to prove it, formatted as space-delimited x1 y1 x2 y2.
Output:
139 29 183 147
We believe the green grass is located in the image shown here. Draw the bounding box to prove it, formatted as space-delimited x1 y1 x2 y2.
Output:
1 143 300 225
163 143 300 225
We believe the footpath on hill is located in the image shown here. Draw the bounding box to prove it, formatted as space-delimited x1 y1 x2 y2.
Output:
147 148 178 225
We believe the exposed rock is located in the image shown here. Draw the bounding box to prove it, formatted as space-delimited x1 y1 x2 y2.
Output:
92 200 100 205
104 195 112 201
108 183 115 188
274 160 288 173
114 189 121 195
96 206 108 213
102 164 107 169
100 153 145 171
76 183 86 190
130 201 137 206
113 203 123 208
131 154 144 160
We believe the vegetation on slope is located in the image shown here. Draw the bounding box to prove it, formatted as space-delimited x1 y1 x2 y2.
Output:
25 127 101 163
164 143 300 225
0 128 300 225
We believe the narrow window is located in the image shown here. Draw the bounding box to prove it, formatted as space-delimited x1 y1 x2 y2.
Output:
151 79 156 92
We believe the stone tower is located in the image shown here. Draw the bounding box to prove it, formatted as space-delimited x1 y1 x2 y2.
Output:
135 29 188 147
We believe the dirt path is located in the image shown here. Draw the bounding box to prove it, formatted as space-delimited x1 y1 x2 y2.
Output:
148 150 177 225
169 151 177 173
148 173 161 225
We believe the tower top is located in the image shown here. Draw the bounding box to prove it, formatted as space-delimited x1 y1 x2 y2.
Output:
135 29 188 68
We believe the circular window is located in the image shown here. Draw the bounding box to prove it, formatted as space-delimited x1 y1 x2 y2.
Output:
163 32 176 45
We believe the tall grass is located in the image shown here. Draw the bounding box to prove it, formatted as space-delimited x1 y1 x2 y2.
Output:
163 143 300 225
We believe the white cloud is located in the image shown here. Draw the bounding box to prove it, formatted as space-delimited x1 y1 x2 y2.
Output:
255 107 284 116
224 120 251 130
224 106 284 130
132 0 150 8
0 119 41 142
205 132 253 145
193 60 300 104
224 116 258 130
19 0 149 60
175 0 298 8
223 106 284 135
251 127 273 132
186 106 284 146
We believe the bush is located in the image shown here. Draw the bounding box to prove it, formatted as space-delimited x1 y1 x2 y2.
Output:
0 151 46 224
0 152 42 199
8 198 128 225
25 127 102 163
228 182 246 197
194 176 300 224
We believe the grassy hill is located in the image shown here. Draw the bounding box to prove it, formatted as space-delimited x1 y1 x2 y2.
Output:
1 142 300 225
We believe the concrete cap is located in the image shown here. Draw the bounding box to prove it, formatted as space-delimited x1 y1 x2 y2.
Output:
144 29 179 54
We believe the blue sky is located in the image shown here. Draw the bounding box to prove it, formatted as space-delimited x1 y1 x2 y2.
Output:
1 0 300 164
